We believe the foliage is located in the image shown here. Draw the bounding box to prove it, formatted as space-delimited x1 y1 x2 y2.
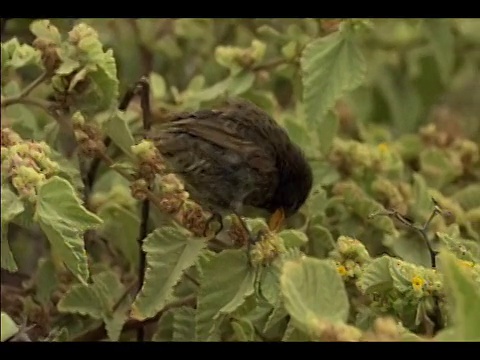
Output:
1 18 480 342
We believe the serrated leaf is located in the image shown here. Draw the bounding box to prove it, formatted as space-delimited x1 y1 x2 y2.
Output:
34 258 58 306
307 224 335 259
104 300 130 342
1 187 24 271
0 238 17 273
57 271 125 331
424 19 454 84
35 176 103 282
1 187 25 223
263 304 288 334
376 67 421 133
282 320 311 341
81 62 119 114
152 309 175 341
302 31 366 128
104 111 136 157
30 20 62 44
1 312 19 342
316 110 339 154
231 317 255 341
172 307 196 342
357 256 394 294
283 115 310 150
8 43 40 69
411 173 434 220
279 229 308 249
98 205 140 268
281 257 349 335
259 261 282 306
438 251 480 341
130 227 206 320
196 250 255 341
56 58 81 75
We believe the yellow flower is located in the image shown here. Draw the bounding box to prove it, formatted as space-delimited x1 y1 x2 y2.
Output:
337 265 347 277
378 142 390 154
411 276 424 291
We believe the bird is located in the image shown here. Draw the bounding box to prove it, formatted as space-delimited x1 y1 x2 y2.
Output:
148 98 313 240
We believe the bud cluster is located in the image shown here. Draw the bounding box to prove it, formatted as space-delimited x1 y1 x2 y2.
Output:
1 128 59 202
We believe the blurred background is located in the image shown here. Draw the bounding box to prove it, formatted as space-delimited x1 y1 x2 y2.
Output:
2 18 480 143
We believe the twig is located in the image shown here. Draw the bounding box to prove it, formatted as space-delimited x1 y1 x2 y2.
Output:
86 138 111 190
1 71 49 108
368 198 443 268
252 57 291 72
1 96 54 112
116 76 153 342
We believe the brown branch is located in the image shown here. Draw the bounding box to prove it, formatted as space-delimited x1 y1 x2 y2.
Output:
1 71 49 109
368 198 443 268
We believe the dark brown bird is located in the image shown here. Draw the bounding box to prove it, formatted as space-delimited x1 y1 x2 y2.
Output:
149 99 313 234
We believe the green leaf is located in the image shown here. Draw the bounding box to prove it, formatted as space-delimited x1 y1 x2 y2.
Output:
196 250 255 341
411 173 434 220
384 233 432 267
104 111 136 157
423 19 454 84
263 304 288 334
152 309 175 341
1 186 25 223
35 176 103 282
8 43 40 69
376 67 421 133
302 31 366 128
357 256 394 294
30 20 62 44
259 261 282 306
57 271 120 318
453 184 480 211
56 58 81 75
420 148 463 189
227 71 255 96
172 307 196 342
1 312 19 342
279 229 308 249
281 257 349 335
130 227 206 321
231 317 255 341
57 270 127 341
307 224 335 259
438 251 480 341
34 258 59 306
150 72 166 99
282 320 312 341
98 205 140 268
1 187 24 271
316 110 339 154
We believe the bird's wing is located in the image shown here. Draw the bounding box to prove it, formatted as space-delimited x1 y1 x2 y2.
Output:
151 111 276 173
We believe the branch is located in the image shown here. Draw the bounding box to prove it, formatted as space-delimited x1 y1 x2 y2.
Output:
1 72 49 108
368 198 443 268
1 96 54 112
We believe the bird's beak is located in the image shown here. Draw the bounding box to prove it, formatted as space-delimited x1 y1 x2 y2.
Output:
268 208 285 232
